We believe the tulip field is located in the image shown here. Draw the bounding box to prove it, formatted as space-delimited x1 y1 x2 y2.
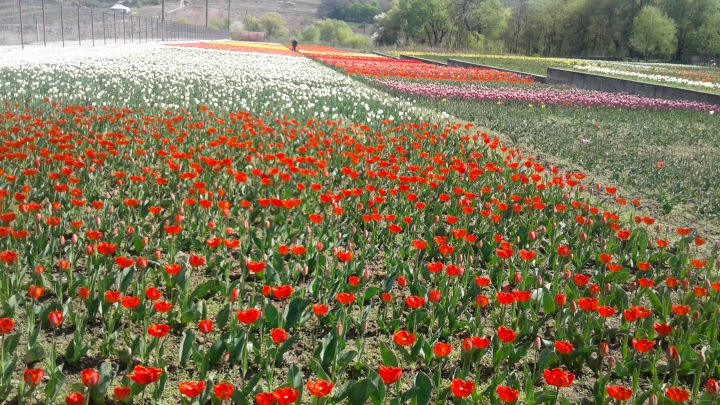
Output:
0 41 719 405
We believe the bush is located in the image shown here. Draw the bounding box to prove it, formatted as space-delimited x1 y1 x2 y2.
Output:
301 24 320 42
244 14 263 32
261 12 288 38
342 33 372 49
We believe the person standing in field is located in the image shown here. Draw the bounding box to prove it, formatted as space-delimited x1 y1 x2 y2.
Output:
292 39 298 52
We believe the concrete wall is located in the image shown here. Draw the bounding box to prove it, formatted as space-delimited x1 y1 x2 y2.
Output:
398 54 447 66
447 59 546 83
547 68 720 106
373 51 399 59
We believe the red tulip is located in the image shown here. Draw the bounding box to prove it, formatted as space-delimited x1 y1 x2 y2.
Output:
146 286 162 301
271 328 289 344
273 387 299 405
188 254 205 267
48 311 63 327
23 367 43 387
606 385 632 401
114 387 131 400
65 392 85 405
272 285 293 299
554 341 573 354
179 381 206 397
378 366 402 384
496 385 520 403
336 292 355 305
497 326 517 343
198 320 213 335
81 368 99 387
706 379 719 397
214 382 234 400
393 330 415 346
307 379 334 397
127 365 163 385
237 308 261 324
405 296 425 308
544 368 575 387
632 338 655 353
450 379 475 398
665 387 690 403
255 392 276 405
312 304 329 316
433 342 453 357
148 323 170 338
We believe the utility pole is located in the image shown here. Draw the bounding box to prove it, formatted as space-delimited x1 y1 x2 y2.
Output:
205 0 208 27
161 0 165 40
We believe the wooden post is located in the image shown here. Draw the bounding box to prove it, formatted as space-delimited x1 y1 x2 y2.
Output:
18 0 24 49
90 9 94 47
60 3 65 47
41 0 46 46
77 5 81 46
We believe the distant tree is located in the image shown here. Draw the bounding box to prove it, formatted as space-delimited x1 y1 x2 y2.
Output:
301 24 321 42
243 14 263 32
317 19 351 42
629 6 677 61
210 18 232 30
261 12 288 38
694 13 720 58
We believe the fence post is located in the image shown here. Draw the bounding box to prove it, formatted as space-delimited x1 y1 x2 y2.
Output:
122 13 125 43
60 3 65 47
103 12 106 45
41 0 46 46
18 0 24 49
91 9 95 47
77 5 81 46
113 12 117 44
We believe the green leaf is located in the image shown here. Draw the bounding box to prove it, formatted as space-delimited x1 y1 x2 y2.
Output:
3 332 20 355
274 335 300 367
192 280 218 299
364 287 382 301
347 378 375 405
181 309 201 324
45 372 66 403
23 347 45 364
216 304 230 329
207 333 229 365
535 349 559 382
91 361 113 402
310 358 330 381
379 341 399 367
413 372 432 405
283 298 309 330
179 329 195 367
243 370 264 395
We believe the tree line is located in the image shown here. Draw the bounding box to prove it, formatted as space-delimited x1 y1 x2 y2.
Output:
373 0 720 61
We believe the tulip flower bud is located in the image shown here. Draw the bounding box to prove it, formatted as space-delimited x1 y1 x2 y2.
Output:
570 301 577 313
335 322 343 337
263 253 268 262
513 273 523 284
230 289 240 302
71 234 78 244
175 214 183 224
538 226 546 235
19 204 28 214
153 249 161 259
325 267 331 278
605 283 612 294
665 346 678 361
34 265 44 275
502 284 510 292
707 379 719 397
243 256 249 267
478 240 483 248
608 356 616 369
109 205 114 213
243 220 249 229
364 229 369 238
579 233 587 242
537 276 543 287
59 236 65 246
532 337 541 351
411 225 416 233
265 220 270 229
434 215 439 223
349 242 354 250
459 254 464 262
136 257 148 269
85 244 94 255
397 276 407 288
554 294 566 306
363 269 371 281
629 282 637 292
699 350 706 365
564 269 571 280
599 342 609 357
126 226 134 236
142 236 149 246
674 354 682 367
528 231 537 240
222 209 230 218
681 279 689 290
361 321 368 334
563 193 569 200
716 259 720 269
302 266 309 276
34 213 42 222
208 221 216 230
179 206 185 214
602 216 609 225
113 228 118 237
693 311 700 322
